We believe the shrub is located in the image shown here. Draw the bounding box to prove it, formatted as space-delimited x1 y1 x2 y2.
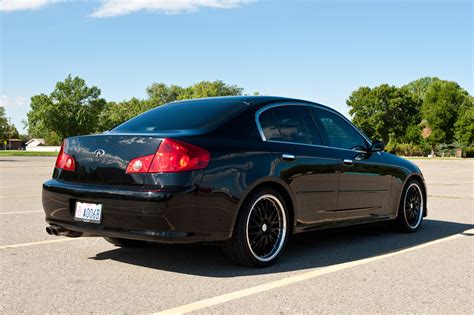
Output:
463 146 474 158
385 142 430 157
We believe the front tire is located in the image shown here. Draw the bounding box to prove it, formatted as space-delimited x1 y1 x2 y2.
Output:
396 179 425 232
223 188 289 267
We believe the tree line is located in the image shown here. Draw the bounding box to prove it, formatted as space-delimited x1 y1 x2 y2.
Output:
347 77 472 156
0 106 20 143
25 75 245 145
7 74 472 156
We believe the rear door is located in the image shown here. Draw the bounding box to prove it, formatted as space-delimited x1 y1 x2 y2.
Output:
310 108 393 220
258 105 341 226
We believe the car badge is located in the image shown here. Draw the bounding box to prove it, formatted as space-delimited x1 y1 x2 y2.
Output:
94 149 105 158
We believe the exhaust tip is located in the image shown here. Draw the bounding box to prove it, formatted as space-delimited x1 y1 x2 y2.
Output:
46 226 83 237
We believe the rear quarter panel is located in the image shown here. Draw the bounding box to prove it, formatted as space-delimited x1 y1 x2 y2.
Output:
190 137 279 236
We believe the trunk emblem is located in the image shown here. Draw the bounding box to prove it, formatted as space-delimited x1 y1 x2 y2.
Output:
94 149 105 158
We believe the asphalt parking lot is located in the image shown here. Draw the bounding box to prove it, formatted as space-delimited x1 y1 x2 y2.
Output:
1 157 473 313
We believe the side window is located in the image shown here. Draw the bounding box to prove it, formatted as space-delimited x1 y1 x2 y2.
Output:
313 109 367 150
272 106 322 145
259 109 282 141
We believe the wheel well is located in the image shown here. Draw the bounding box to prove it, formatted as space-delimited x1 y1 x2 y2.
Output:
245 182 295 234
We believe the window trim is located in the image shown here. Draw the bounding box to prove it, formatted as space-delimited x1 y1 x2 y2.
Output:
255 102 372 153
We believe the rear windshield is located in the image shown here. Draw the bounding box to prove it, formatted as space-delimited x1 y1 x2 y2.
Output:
111 99 248 133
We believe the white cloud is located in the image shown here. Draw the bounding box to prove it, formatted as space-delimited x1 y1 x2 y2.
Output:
90 0 254 18
0 0 54 12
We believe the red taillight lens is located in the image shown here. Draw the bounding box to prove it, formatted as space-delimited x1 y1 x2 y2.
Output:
126 138 210 174
126 154 154 174
55 142 75 171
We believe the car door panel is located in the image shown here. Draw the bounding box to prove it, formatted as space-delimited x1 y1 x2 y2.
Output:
336 151 392 219
311 108 394 222
271 142 341 226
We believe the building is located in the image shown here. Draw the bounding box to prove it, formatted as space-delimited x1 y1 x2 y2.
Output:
25 138 46 148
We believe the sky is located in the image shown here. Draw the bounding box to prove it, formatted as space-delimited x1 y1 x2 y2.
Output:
1 0 472 133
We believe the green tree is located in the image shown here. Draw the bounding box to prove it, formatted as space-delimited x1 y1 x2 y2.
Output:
27 75 106 141
403 77 440 101
347 84 422 144
177 80 243 100
0 106 20 144
421 80 470 155
98 98 150 131
146 83 184 105
0 106 8 143
454 96 474 146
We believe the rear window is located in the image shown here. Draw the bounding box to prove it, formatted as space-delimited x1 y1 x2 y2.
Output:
112 100 247 133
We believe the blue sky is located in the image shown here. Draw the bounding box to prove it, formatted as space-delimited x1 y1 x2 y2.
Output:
1 0 472 133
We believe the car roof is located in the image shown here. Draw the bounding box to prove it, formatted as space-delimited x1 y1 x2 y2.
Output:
171 95 336 111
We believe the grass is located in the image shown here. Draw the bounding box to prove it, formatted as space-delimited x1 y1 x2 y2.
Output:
0 150 59 157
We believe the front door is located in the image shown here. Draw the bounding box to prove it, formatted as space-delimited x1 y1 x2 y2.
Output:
311 108 392 221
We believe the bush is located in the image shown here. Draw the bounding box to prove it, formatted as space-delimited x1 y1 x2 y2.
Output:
463 146 474 158
385 142 431 157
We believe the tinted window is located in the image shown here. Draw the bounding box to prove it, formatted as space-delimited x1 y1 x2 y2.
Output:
313 109 367 150
259 106 322 145
112 100 247 133
259 110 282 141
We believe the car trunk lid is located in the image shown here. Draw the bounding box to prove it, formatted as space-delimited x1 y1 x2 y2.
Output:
56 134 162 185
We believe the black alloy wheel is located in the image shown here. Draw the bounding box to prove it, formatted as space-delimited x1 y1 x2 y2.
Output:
223 188 289 267
397 179 424 232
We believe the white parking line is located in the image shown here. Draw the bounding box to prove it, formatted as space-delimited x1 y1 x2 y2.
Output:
0 238 83 250
0 210 43 215
154 228 474 315
428 194 473 200
0 194 41 198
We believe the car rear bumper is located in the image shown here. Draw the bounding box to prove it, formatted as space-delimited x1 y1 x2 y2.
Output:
42 179 232 243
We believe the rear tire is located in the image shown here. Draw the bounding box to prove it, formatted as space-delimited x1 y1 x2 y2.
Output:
103 237 148 247
223 188 289 267
396 179 425 233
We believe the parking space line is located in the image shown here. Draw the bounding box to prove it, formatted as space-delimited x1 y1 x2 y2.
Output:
154 229 474 315
0 238 82 250
0 210 43 215
427 194 472 200
0 194 41 198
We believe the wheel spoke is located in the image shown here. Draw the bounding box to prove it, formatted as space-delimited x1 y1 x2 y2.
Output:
246 195 287 261
404 184 423 228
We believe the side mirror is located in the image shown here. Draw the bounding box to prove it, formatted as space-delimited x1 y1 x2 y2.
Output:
371 140 385 152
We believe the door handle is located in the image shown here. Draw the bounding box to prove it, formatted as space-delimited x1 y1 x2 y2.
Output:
343 159 353 166
281 154 295 161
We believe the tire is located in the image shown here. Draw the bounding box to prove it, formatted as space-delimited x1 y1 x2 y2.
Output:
103 236 148 247
223 187 290 267
396 179 425 233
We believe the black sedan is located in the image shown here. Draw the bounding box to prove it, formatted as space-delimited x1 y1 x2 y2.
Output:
43 96 427 267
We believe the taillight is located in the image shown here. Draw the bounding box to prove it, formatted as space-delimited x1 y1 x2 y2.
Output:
126 138 210 174
126 154 154 174
55 142 75 171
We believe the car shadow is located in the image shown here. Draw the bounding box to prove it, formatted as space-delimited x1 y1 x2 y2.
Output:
89 219 473 277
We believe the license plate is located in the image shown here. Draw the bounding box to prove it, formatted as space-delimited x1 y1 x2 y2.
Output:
74 201 102 224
